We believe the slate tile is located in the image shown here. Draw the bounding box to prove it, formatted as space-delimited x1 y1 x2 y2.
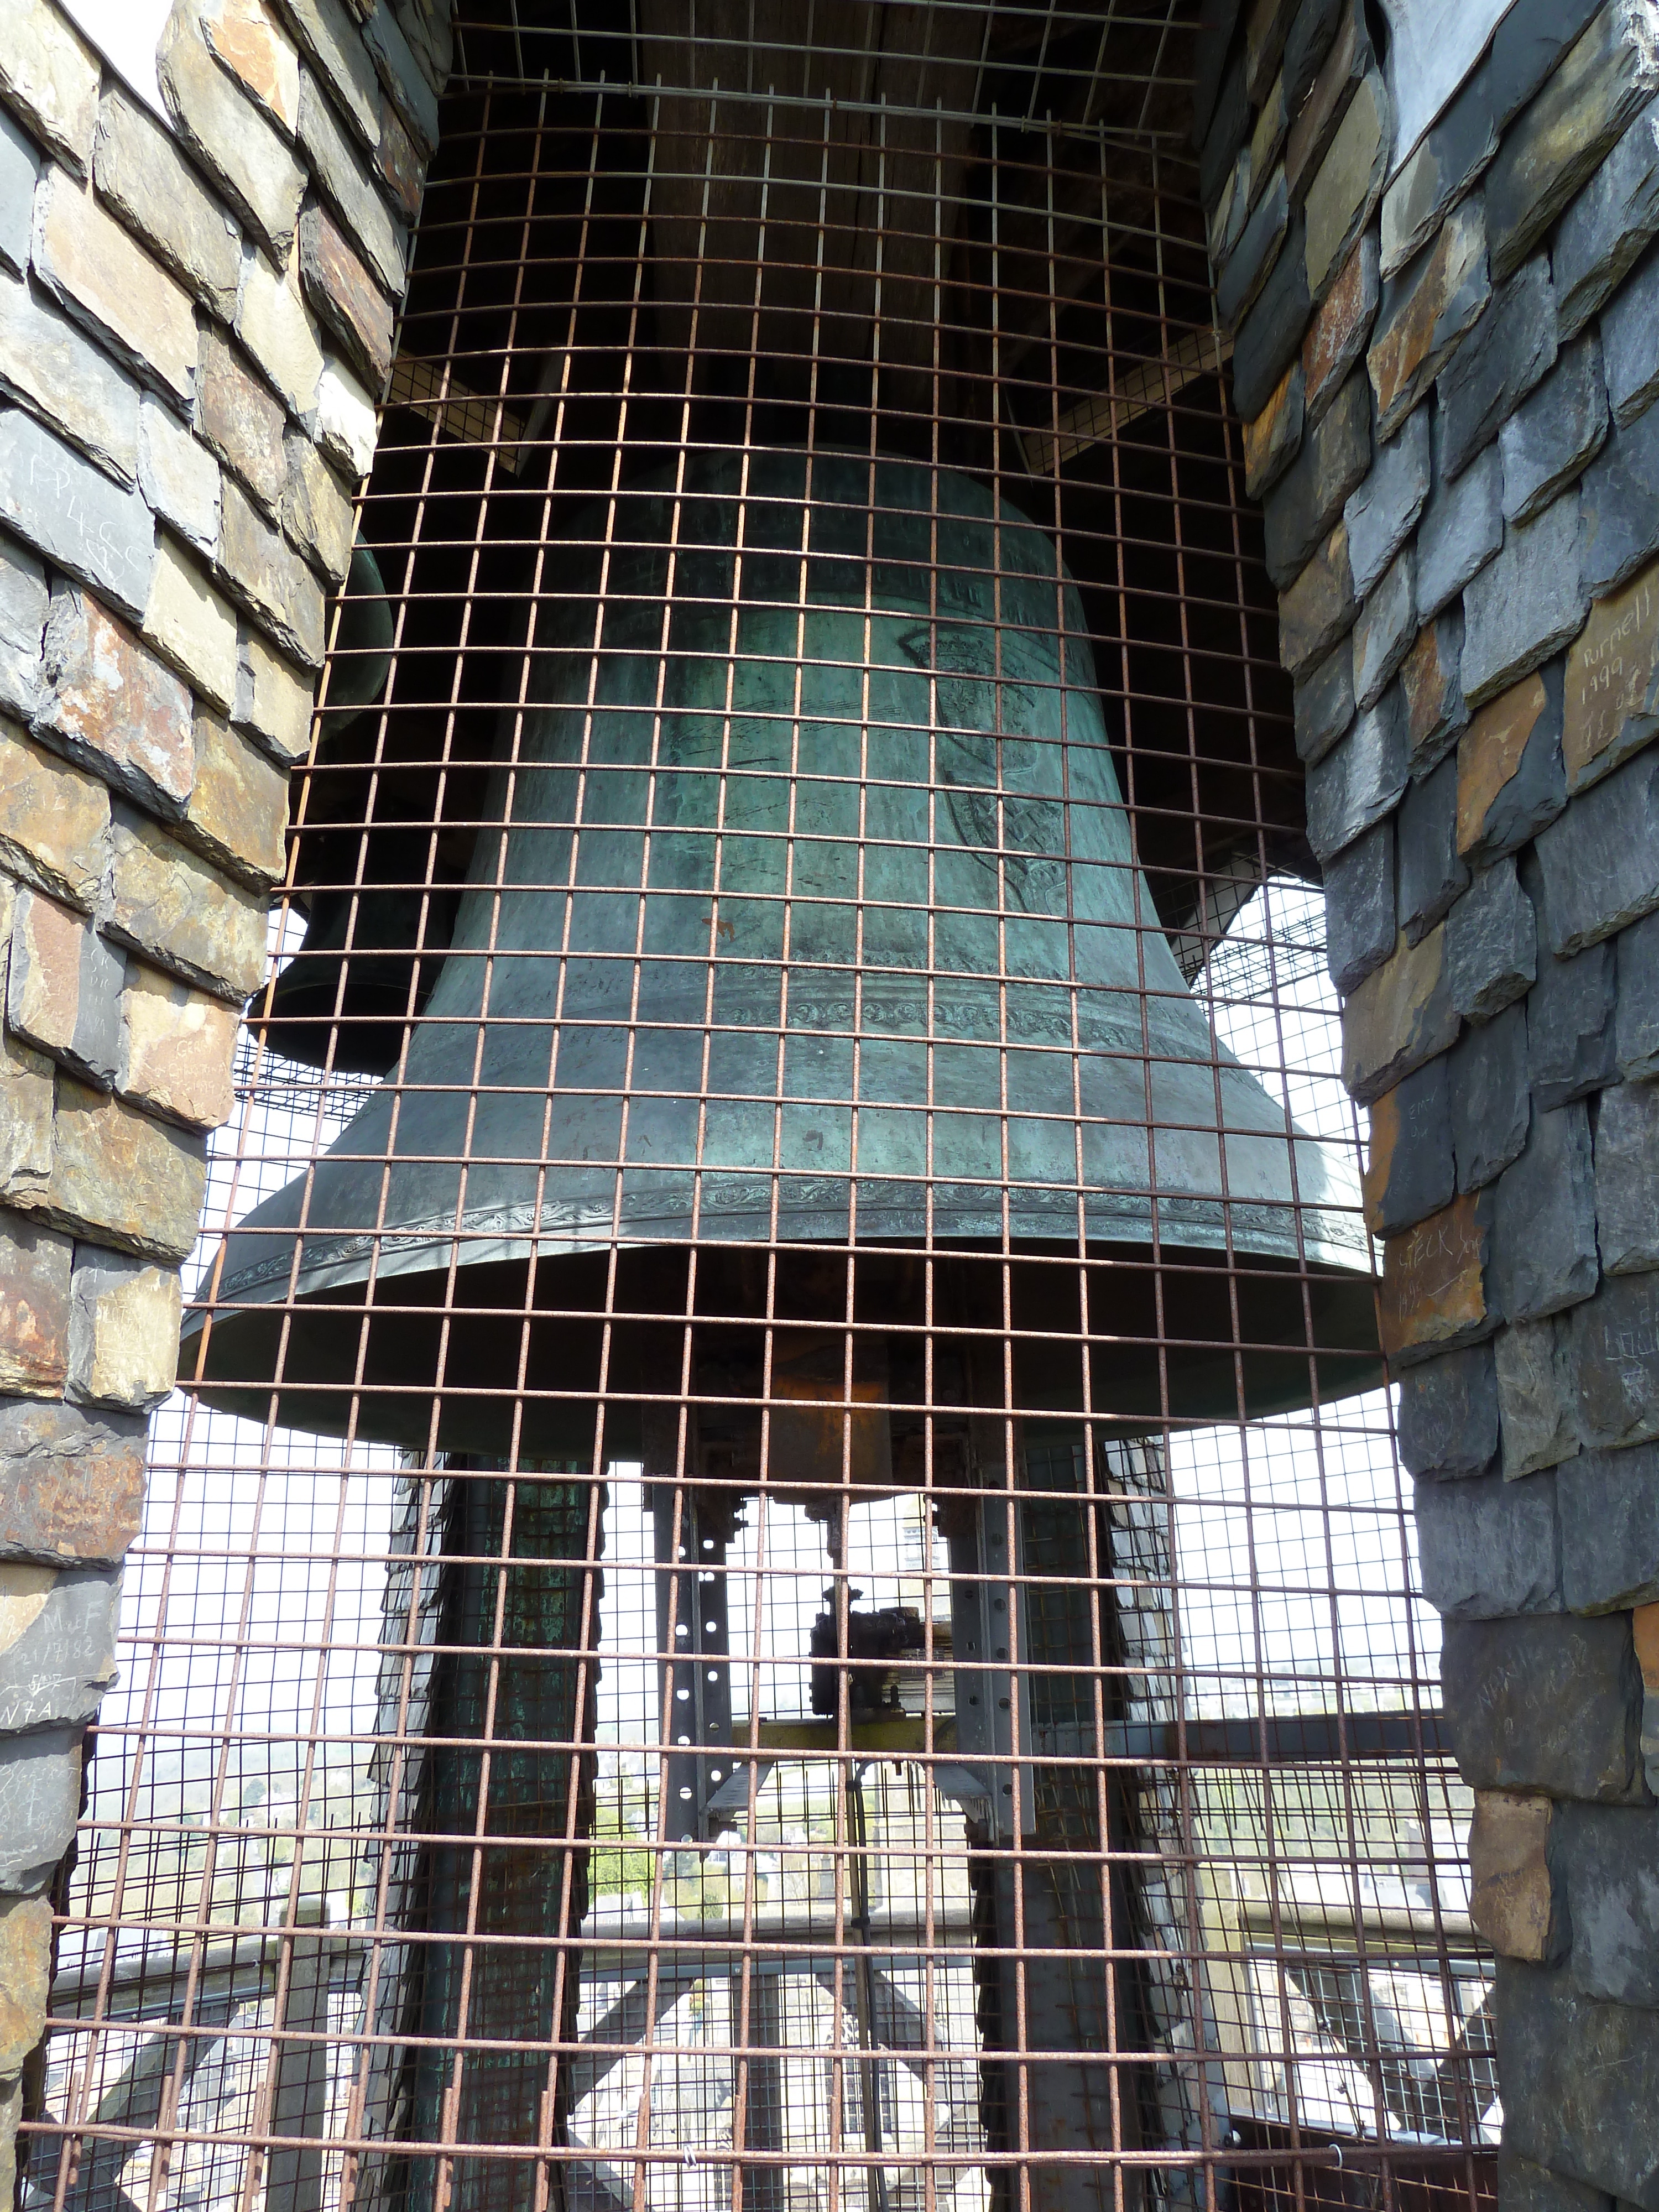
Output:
1361 1052 1453 1233
1447 854 1538 1026
1277 515 1355 672
1283 0 1345 113
0 528 46 720
1414 1467 1562 1619
1462 490 1589 710
1563 556 1659 791
1292 634 1352 764
1323 811 1393 992
1536 741 1659 952
1485 0 1604 132
1470 1787 1563 1961
1218 164 1289 332
1191 0 1242 149
0 270 140 490
1554 1799 1659 2001
362 0 440 151
34 583 193 820
1396 1339 1498 1477
0 409 154 620
1244 0 1297 104
1557 1442 1659 1606
1493 1098 1597 1322
157 4 304 260
1340 919 1459 1102
1398 752 1468 945
1495 1312 1581 1478
1304 68 1388 302
1457 662 1567 864
1352 544 1415 711
1595 1075 1659 1276
1416 436 1503 622
0 1395 146 1563
296 64 411 300
1436 254 1558 483
1302 228 1378 422
1495 2148 1621 2212
1401 604 1469 772
0 105 40 281
0 1729 87 1892
1262 369 1370 586
1344 402 1430 598
297 199 394 392
1570 1272 1659 1454
1306 681 1406 859
32 155 198 404
1380 1190 1494 1363
1242 357 1303 498
1380 63 1500 279
1491 1957 1659 2204
0 0 98 178
1248 81 1288 210
1525 879 1618 1110
1232 208 1314 420
45 1073 209 1263
1368 189 1489 442
1485 0 1659 281
1285 0 1370 198
1615 904 1659 1080
1208 145 1254 267
1599 241 1659 426
1450 1000 1531 1193
1200 51 1250 210
1579 397 1659 598
1442 1614 1643 1797
1500 333 1609 525
1554 90 1659 338
0 1210 70 1396
280 0 386 149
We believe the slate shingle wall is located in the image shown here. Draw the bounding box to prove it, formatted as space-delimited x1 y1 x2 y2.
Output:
0 0 446 2189
1199 0 1659 2197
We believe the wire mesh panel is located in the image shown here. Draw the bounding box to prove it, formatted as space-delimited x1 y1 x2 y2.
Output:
31 9 1498 2212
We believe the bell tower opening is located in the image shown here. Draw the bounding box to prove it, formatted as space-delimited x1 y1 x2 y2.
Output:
32 14 1498 2212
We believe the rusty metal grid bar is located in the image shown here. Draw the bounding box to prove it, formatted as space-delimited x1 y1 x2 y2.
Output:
444 2 1197 149
32 24 1496 2212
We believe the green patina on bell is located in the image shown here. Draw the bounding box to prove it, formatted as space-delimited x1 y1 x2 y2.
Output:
184 451 1379 1452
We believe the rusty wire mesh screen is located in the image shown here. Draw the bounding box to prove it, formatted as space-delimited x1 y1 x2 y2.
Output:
33 9 1499 2212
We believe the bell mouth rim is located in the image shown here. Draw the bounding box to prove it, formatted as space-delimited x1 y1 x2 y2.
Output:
187 1197 1374 1328
176 1229 1385 1451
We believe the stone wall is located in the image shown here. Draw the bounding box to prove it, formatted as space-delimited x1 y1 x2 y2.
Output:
0 0 444 2189
1197 0 1659 2198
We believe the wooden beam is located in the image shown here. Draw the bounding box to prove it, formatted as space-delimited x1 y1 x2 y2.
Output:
1020 325 1234 476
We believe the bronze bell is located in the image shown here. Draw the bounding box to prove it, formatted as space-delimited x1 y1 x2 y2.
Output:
182 450 1379 1455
